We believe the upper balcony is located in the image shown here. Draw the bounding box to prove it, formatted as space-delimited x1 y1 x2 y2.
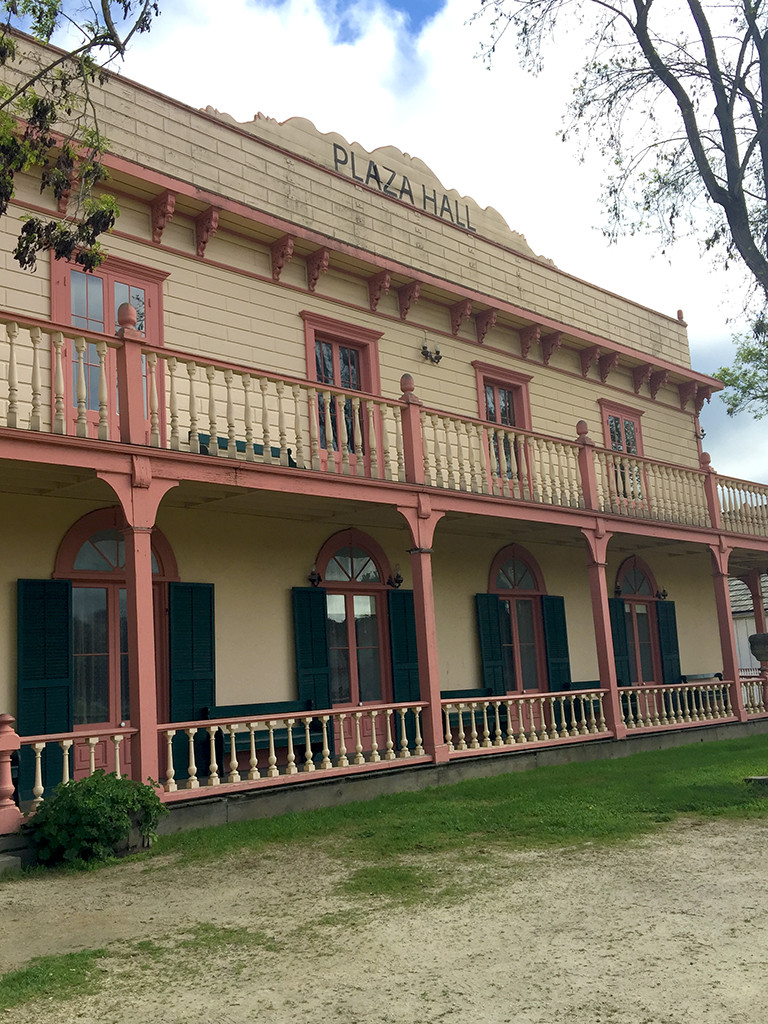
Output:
0 310 765 541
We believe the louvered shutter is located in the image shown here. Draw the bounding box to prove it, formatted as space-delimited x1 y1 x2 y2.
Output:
388 590 420 702
292 587 331 710
608 597 632 686
541 595 572 691
656 601 681 685
475 594 509 695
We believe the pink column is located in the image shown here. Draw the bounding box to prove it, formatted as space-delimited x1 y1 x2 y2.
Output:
397 499 449 763
709 542 748 721
0 715 23 834
398 373 426 485
575 420 599 511
98 464 178 784
582 527 627 739
116 304 149 446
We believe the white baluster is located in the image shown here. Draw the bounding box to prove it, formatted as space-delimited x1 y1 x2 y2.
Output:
443 704 454 751
266 721 279 777
185 728 200 788
395 406 406 482
366 398 378 478
398 707 411 758
29 326 42 431
207 726 220 785
352 712 365 764
74 337 88 437
164 730 177 792
380 402 392 481
455 704 468 750
224 369 237 458
112 734 123 777
206 365 218 457
60 738 73 784
187 362 200 453
303 717 316 771
242 374 254 461
277 380 289 466
32 742 46 807
246 722 260 779
226 724 241 783
95 340 109 440
167 357 179 450
6 321 18 428
352 395 364 476
308 387 322 471
147 351 160 446
284 718 297 775
384 708 396 760
320 716 332 769
261 377 273 464
413 707 424 756
336 713 349 767
52 331 65 434
87 736 98 775
368 710 381 762
292 383 306 468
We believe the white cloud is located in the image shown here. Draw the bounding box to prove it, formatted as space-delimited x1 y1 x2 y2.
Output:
114 0 762 479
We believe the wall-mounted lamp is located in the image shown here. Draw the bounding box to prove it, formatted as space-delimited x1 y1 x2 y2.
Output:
387 565 403 589
655 588 668 600
308 564 322 587
694 427 706 440
420 339 442 364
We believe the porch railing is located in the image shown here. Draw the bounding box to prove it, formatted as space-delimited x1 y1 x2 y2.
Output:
741 672 768 715
3 312 768 535
618 680 734 730
441 689 608 751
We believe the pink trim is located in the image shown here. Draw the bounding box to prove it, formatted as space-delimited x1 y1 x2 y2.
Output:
151 191 176 243
709 544 747 720
488 543 546 594
301 310 383 395
194 206 220 257
472 361 533 431
598 399 645 456
54 506 179 581
315 528 393 584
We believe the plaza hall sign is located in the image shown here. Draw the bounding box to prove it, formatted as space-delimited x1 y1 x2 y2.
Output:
332 143 477 232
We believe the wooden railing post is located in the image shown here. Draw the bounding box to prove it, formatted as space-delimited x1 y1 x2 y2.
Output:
575 420 599 511
399 373 425 485
115 302 147 445
709 542 748 721
0 714 23 834
700 452 721 529
582 528 627 738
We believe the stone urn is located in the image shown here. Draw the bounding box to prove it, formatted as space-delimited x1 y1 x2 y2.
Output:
748 633 768 661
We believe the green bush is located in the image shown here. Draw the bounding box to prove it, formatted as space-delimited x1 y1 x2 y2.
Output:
26 771 168 867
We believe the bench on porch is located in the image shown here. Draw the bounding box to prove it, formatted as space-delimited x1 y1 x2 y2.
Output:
201 700 323 768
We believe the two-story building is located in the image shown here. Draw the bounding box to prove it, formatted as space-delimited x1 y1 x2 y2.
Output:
2 37 768 834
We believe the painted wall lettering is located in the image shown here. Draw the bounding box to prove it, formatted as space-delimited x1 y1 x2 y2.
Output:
332 143 476 232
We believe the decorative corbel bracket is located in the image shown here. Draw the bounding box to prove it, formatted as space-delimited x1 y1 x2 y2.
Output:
151 190 176 244
695 384 715 414
270 232 294 280
599 351 620 383
271 234 295 281
306 247 330 292
57 177 78 216
398 281 420 320
678 380 697 410
632 363 653 395
649 370 668 400
474 308 497 344
580 346 601 378
195 207 220 258
450 299 473 337
541 331 563 366
519 324 540 359
368 270 391 312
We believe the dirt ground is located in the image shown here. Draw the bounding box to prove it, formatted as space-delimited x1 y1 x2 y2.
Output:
1 817 767 1024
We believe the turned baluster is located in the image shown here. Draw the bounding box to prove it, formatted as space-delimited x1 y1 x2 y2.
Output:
87 736 98 775
29 326 42 431
224 369 237 458
516 700 527 743
488 428 501 496
207 725 220 785
420 411 432 486
6 321 18 428
276 380 289 466
395 406 406 482
266 721 279 777
352 712 365 764
442 416 456 489
185 728 200 788
52 332 66 434
74 337 88 437
319 716 332 769
379 402 393 481
527 698 539 742
368 710 380 762
187 362 200 453
352 395 364 476
397 707 411 758
292 383 306 468
366 398 378 478
480 702 492 747
260 377 273 464
413 708 424 755
455 704 468 750
443 705 455 751
60 738 73 784
112 734 124 777
285 718 297 775
303 718 316 771
308 387 322 471
322 389 336 472
492 701 503 746
247 723 260 779
384 708 396 760
243 374 254 461
32 742 46 807
226 725 241 783
205 365 218 456
164 730 177 792
167 357 179 450
148 351 160 447
556 696 567 738
336 713 349 767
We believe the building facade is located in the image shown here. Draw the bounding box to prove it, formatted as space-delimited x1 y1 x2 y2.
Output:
2 41 768 833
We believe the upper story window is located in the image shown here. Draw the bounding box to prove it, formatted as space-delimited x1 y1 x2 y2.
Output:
302 312 382 460
50 256 168 438
599 400 643 456
473 362 532 431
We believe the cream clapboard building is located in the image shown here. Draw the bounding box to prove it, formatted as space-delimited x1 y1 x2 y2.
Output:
1 39 768 831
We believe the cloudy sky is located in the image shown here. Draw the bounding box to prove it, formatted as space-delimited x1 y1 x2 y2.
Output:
94 0 764 480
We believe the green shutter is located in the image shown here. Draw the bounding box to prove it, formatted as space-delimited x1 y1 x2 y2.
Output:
609 597 632 686
168 582 216 720
475 594 509 695
292 588 331 709
388 590 420 702
656 600 681 685
541 595 572 692
17 579 73 802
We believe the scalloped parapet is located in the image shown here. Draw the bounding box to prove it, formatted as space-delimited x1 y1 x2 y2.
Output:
201 107 554 264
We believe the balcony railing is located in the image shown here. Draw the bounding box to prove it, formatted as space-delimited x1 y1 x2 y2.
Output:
0 313 766 534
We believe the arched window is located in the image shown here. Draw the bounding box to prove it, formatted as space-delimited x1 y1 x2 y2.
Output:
54 508 177 736
316 530 393 706
614 557 662 684
488 545 548 692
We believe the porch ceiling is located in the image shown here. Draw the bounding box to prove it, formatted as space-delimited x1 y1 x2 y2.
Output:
0 459 110 501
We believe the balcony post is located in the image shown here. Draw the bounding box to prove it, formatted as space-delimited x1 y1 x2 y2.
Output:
581 527 627 738
709 542 748 721
575 420 599 510
399 373 425 485
0 715 23 835
699 452 722 530
115 303 147 446
397 500 449 763
98 465 179 784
